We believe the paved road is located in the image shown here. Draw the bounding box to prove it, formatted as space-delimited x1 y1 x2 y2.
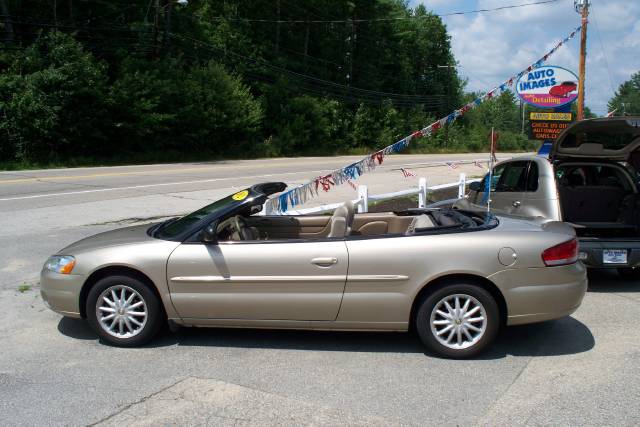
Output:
0 155 638 426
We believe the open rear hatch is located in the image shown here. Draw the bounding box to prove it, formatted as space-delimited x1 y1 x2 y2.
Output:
550 117 640 163
552 117 640 238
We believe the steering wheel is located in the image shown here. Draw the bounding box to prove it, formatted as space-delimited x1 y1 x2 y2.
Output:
233 215 248 240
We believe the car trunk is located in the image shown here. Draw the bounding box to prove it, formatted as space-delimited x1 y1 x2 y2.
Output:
551 117 640 239
556 162 640 238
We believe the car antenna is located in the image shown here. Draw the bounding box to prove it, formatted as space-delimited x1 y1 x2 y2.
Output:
487 127 496 214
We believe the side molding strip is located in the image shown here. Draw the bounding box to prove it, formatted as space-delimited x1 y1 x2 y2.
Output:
170 275 409 283
171 275 345 283
347 275 410 282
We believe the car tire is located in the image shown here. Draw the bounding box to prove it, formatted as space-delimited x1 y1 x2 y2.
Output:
415 282 499 359
86 275 163 347
617 267 640 281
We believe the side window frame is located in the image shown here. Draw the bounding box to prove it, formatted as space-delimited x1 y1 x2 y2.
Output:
525 161 539 192
494 161 529 193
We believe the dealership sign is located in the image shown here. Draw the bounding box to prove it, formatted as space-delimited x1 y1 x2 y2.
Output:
516 66 578 108
528 112 573 141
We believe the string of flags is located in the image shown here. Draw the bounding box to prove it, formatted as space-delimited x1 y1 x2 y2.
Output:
401 168 416 178
269 25 581 213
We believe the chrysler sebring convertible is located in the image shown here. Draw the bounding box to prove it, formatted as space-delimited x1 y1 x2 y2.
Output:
41 182 587 358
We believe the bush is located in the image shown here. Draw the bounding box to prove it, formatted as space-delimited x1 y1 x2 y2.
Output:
0 32 109 162
108 59 263 158
270 95 344 156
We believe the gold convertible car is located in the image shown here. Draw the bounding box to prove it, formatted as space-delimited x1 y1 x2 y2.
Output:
41 182 587 358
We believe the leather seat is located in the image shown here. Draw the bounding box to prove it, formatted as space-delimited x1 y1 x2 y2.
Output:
327 202 355 238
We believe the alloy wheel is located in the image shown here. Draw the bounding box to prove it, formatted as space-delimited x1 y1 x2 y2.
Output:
429 293 487 350
96 285 148 338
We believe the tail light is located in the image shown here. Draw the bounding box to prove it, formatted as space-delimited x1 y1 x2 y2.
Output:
542 238 578 266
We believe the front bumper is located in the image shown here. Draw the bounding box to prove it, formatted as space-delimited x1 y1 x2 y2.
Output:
578 238 640 268
489 262 588 326
40 269 85 318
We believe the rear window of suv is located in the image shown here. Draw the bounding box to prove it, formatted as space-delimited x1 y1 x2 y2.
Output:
561 131 638 151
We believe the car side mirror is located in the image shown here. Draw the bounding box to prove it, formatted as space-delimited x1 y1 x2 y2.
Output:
468 181 482 192
201 223 218 244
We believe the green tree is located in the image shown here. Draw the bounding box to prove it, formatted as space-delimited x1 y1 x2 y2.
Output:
0 32 109 162
108 59 263 158
608 71 640 116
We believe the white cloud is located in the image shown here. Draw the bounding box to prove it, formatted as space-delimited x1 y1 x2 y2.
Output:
411 0 640 114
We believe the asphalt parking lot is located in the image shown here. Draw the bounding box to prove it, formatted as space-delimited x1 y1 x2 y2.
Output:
1 156 639 426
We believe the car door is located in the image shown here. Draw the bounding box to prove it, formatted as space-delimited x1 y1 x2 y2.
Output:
468 160 529 215
166 239 348 321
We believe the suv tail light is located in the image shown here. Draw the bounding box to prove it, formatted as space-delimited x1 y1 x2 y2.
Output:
542 238 578 266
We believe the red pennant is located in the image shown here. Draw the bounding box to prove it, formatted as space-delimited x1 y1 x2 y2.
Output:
401 168 416 178
318 175 335 192
372 151 384 165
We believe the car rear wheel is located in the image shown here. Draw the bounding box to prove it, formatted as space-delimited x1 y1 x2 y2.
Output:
415 283 499 358
86 275 163 347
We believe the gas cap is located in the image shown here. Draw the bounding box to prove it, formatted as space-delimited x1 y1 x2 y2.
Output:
498 247 518 267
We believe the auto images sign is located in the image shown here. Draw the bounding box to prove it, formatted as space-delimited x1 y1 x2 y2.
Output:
516 65 579 108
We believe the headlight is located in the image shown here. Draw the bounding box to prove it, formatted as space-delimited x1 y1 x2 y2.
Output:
44 256 76 274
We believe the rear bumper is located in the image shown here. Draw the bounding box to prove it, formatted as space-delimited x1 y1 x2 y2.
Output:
578 239 640 268
40 269 85 318
489 262 588 326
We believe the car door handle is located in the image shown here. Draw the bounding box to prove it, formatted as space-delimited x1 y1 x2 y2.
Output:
513 201 521 207
311 257 338 267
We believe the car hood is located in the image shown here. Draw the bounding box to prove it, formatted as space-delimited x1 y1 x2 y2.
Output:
59 223 163 254
551 117 640 162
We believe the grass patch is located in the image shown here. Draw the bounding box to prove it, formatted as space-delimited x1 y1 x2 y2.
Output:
17 283 31 293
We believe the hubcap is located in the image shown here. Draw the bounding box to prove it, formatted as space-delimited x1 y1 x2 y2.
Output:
96 285 148 339
429 294 487 350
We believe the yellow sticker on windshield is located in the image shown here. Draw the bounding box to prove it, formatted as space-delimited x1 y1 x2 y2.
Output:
232 190 249 201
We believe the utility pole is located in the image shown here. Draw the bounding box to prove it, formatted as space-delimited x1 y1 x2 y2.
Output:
0 0 14 43
521 99 525 134
154 0 160 56
575 0 589 121
163 0 172 51
275 0 280 54
438 64 457 147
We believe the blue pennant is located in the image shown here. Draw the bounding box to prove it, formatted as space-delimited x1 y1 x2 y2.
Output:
480 176 491 205
343 163 360 180
278 193 289 212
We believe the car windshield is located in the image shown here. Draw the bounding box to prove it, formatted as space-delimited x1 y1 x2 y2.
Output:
156 189 250 239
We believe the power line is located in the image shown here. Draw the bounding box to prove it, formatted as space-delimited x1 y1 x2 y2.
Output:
171 31 447 102
589 3 617 97
203 0 561 24
2 15 450 107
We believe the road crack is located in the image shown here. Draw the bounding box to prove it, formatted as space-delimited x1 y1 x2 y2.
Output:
87 377 189 426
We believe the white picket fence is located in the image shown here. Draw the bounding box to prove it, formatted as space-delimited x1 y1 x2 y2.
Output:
263 172 480 215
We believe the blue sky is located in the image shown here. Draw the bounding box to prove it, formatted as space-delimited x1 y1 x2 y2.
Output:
409 0 640 115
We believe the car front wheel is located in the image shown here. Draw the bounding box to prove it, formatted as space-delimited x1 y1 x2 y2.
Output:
415 283 499 358
86 275 163 347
